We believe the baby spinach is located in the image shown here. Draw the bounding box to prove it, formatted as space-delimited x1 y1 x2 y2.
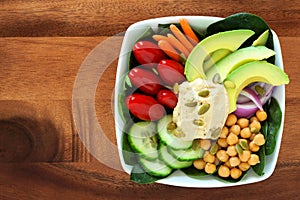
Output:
206 12 274 63
130 164 160 184
181 166 209 179
265 97 282 155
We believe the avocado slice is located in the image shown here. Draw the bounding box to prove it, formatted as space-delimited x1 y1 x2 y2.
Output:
203 49 232 72
224 61 289 113
185 29 255 81
206 46 276 81
252 30 269 46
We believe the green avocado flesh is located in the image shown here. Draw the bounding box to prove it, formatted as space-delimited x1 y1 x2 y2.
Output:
206 46 276 81
252 29 269 46
203 49 232 72
224 61 290 113
185 29 255 81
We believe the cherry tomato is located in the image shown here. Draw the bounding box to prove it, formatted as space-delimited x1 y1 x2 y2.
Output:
133 41 166 68
128 67 163 95
126 93 165 121
157 89 178 109
157 59 186 86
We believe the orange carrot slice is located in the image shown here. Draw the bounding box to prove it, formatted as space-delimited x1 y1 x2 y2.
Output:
170 24 194 52
167 33 190 58
152 35 169 42
158 40 180 62
180 18 199 45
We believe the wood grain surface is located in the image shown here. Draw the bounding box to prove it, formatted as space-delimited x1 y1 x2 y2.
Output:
0 0 300 199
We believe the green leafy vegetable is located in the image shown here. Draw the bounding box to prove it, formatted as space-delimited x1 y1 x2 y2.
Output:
253 120 268 176
130 164 160 184
265 97 282 155
122 122 137 165
181 166 209 179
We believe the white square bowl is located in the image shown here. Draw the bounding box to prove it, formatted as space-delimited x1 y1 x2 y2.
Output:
114 16 285 187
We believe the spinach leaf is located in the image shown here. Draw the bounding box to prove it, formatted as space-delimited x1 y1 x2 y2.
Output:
265 97 282 155
206 12 274 63
253 120 268 176
130 164 160 184
181 166 209 179
122 122 137 165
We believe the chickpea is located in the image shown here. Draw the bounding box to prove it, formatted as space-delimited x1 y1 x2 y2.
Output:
253 133 265 146
249 141 260 152
250 120 261 133
216 150 229 162
226 114 237 126
226 145 237 157
256 110 267 122
230 125 241 135
240 127 251 139
220 126 229 138
227 133 239 145
229 156 241 167
231 168 242 179
205 163 216 174
200 139 211 150
217 138 228 148
203 152 216 164
250 116 258 123
238 162 250 171
193 159 206 170
238 150 251 162
237 118 249 128
218 165 230 178
248 154 260 166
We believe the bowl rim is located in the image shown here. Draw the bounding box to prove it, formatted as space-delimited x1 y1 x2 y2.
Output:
114 15 285 188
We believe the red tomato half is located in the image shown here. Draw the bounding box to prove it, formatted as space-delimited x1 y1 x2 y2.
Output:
157 59 186 86
128 67 163 95
157 89 178 109
133 41 166 68
126 93 165 121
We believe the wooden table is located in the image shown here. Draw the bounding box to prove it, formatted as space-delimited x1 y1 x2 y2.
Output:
0 0 299 199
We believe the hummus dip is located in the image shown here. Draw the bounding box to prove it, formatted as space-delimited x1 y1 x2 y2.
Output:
173 78 229 141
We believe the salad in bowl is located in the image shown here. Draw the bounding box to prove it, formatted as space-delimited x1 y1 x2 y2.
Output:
114 13 289 187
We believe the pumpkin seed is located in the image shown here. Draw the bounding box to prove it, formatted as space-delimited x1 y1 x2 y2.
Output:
173 83 179 94
210 143 219 155
173 130 185 138
255 85 265 95
239 139 249 150
198 103 210 115
198 89 210 97
193 119 204 126
251 127 260 133
235 143 243 154
211 127 221 138
167 121 177 132
185 101 197 107
224 80 236 89
213 73 221 84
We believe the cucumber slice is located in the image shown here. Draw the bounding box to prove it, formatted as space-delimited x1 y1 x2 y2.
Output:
157 115 193 150
139 156 172 177
128 121 158 160
168 145 205 161
159 143 193 169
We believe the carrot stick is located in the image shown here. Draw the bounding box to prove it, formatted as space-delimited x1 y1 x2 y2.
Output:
158 40 180 62
167 33 190 58
152 35 169 42
180 18 199 45
170 24 194 52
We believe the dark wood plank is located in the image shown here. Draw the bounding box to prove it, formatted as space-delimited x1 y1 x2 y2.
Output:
0 162 299 200
0 0 299 37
